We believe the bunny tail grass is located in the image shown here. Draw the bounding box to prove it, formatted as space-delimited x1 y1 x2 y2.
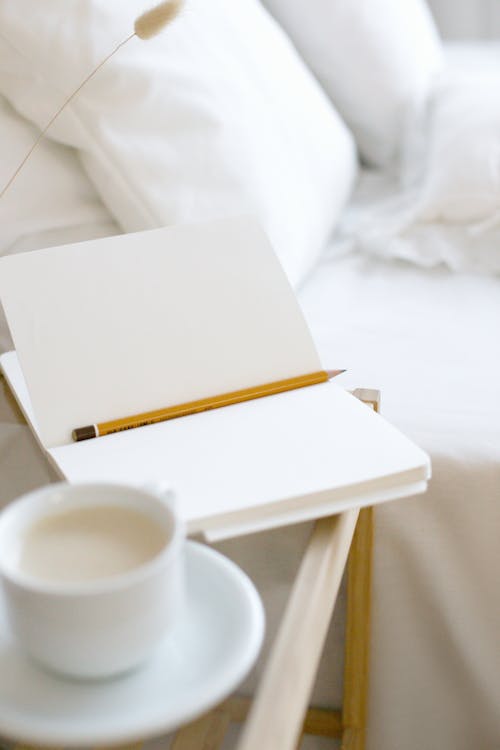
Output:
134 0 184 40
0 2 182 201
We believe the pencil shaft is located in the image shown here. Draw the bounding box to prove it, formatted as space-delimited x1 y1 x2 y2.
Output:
76 370 331 441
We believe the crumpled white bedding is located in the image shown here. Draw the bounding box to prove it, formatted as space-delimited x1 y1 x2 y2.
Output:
331 168 500 275
334 42 500 276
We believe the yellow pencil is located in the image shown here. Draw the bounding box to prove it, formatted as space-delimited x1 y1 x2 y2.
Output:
72 369 346 442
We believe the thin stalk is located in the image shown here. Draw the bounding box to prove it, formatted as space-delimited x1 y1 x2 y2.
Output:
0 32 136 200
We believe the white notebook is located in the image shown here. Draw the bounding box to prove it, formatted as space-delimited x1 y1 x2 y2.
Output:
0 217 430 540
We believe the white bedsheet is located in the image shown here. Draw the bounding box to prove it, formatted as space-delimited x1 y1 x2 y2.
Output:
298 252 500 749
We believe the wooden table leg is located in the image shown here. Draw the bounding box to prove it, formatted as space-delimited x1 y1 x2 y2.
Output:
340 389 378 750
236 509 359 750
341 506 374 750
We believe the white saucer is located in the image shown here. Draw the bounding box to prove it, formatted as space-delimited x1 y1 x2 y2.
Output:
0 541 264 747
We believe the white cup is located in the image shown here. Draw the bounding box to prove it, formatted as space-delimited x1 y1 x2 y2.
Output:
0 482 185 680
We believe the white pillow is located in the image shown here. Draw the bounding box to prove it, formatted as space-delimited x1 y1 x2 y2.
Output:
261 0 444 168
0 96 119 352
332 58 500 276
0 0 357 287
417 76 500 223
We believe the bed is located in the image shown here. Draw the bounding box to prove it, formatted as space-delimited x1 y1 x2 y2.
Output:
0 2 499 747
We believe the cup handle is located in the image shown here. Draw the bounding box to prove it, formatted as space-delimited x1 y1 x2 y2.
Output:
142 481 177 513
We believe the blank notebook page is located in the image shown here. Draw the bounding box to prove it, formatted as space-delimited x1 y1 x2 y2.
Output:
0 217 321 448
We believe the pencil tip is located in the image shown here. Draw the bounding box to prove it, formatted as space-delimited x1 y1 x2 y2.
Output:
326 369 346 379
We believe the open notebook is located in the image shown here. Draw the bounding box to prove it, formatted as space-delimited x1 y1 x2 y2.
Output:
0 217 429 540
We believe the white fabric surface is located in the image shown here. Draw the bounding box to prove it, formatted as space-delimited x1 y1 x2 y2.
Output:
406 42 500 229
330 168 500 275
261 0 443 167
418 77 500 223
0 95 119 353
336 43 500 274
444 40 500 71
0 0 356 287
297 251 500 750
0 97 117 259
426 0 500 40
